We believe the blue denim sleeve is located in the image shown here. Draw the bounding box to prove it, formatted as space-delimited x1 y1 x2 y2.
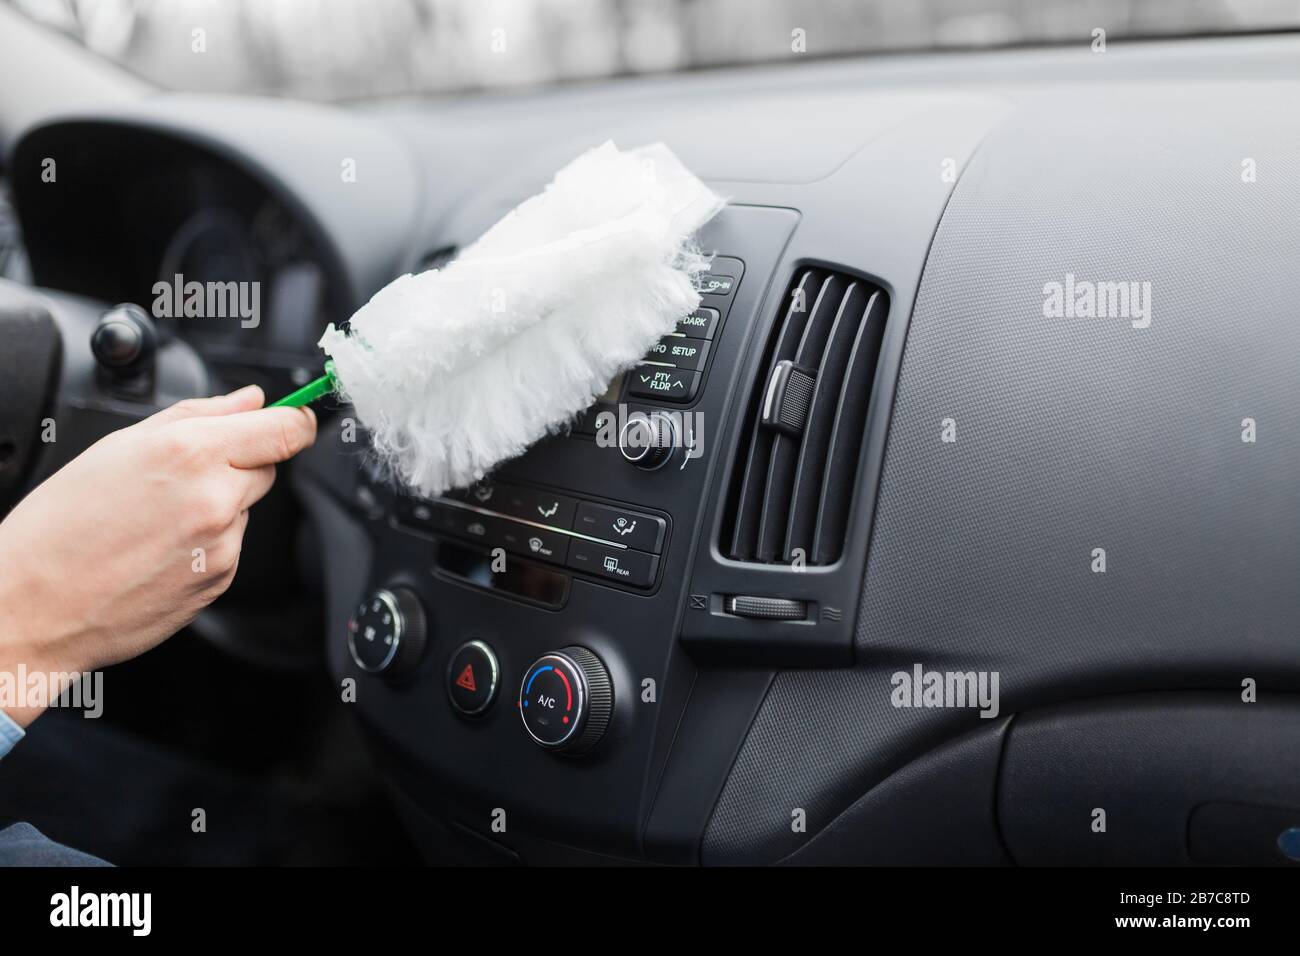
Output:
0 707 24 759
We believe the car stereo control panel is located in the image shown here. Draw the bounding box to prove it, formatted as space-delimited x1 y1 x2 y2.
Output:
572 256 746 440
325 206 802 859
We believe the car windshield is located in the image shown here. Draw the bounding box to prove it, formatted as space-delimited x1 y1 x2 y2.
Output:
8 0 1300 101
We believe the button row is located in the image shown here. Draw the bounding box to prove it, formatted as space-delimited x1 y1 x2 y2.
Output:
399 481 666 588
627 256 745 404
627 333 710 401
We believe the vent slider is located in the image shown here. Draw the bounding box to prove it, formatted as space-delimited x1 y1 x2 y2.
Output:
724 595 807 620
760 360 816 437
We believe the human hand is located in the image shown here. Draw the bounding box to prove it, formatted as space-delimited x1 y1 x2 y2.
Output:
0 385 316 726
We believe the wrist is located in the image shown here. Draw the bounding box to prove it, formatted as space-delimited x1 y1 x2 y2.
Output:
0 624 54 730
0 550 78 728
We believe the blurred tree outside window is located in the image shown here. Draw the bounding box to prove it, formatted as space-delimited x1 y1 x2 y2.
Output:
8 0 1300 101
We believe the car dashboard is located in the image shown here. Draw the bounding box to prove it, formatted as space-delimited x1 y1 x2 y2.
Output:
9 33 1300 866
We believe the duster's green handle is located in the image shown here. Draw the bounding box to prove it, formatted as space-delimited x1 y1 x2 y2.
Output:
269 361 337 408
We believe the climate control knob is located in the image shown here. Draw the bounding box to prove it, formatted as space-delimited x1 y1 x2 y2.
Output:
518 647 612 754
347 587 428 681
618 412 678 471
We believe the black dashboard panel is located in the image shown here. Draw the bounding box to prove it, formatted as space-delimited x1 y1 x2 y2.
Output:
327 207 800 856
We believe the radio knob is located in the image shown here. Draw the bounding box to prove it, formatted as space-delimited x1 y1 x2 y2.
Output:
618 412 677 471
347 587 428 681
518 647 612 754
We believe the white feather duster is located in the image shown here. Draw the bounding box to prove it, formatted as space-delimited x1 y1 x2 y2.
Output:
318 141 724 497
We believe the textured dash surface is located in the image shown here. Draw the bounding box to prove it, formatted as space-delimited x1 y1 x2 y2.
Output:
703 86 1300 865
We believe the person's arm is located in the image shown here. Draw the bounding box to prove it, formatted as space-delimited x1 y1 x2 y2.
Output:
0 385 316 733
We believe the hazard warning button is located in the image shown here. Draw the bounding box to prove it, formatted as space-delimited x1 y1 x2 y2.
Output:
446 640 499 717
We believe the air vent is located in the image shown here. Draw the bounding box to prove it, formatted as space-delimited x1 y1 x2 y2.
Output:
721 267 889 566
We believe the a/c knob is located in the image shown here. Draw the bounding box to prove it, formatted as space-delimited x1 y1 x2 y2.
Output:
518 647 612 754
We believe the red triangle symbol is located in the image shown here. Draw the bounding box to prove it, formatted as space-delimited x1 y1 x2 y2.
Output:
454 664 476 692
